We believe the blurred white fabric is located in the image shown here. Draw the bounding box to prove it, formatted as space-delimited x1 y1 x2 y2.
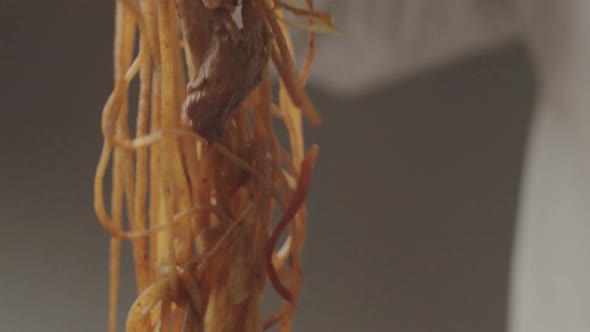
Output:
293 0 517 96
293 1 590 331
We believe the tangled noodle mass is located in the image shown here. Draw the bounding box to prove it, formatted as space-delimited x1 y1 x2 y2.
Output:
94 0 333 331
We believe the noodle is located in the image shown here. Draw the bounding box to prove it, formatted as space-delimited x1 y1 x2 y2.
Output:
94 0 329 330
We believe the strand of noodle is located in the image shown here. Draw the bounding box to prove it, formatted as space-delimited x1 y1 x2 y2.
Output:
149 72 162 281
298 0 315 84
94 142 122 237
109 163 123 332
179 137 202 244
260 0 321 126
167 0 196 262
275 6 304 164
146 0 195 268
94 19 147 241
101 49 144 137
112 131 162 150
267 8 315 330
264 147 317 332
268 166 294 279
279 21 309 332
119 69 138 289
265 146 318 302
131 27 152 294
157 0 181 314
108 3 136 331
259 72 286 240
141 0 160 68
278 96 305 302
120 0 156 59
138 0 160 243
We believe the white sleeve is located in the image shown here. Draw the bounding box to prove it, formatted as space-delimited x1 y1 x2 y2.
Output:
292 0 518 96
510 1 590 331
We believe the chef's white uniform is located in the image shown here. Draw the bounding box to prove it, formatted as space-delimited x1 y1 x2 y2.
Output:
294 1 590 331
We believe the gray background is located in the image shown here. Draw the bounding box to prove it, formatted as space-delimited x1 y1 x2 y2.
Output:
0 2 534 331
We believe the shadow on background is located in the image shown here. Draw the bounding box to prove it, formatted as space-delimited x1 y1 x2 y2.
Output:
0 2 534 331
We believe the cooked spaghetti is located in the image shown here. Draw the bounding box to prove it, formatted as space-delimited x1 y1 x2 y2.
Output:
93 0 330 331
